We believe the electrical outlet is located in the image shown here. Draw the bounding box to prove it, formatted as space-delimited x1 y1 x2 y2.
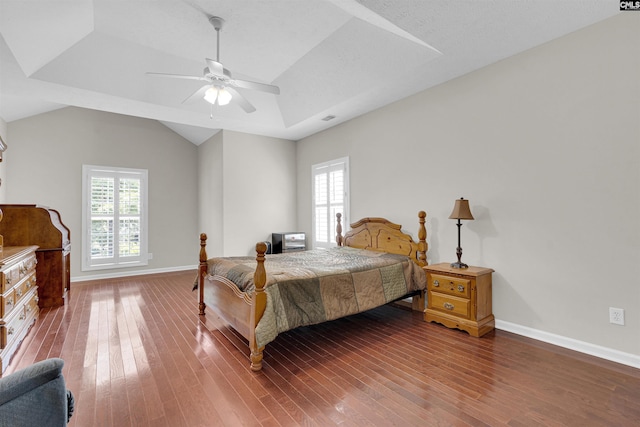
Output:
148 253 153 260
609 307 624 325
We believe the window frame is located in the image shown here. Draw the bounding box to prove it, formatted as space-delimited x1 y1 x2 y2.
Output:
311 157 349 249
81 165 149 271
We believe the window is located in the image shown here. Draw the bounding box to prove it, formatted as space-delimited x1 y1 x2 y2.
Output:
312 157 349 249
82 165 148 271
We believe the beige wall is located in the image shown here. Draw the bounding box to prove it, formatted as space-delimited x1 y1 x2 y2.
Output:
198 131 224 257
5 107 199 279
297 14 640 357
198 130 297 256
5 108 296 277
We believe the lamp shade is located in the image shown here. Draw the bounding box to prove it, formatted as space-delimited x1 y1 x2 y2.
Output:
449 198 474 220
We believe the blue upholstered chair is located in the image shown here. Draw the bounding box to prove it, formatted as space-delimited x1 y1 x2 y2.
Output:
0 358 74 427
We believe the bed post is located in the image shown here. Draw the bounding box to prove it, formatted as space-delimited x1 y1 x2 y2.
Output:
249 241 268 371
414 211 428 310
417 211 428 267
198 233 208 316
336 212 343 246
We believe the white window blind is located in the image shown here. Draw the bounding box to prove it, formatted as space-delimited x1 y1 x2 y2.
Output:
82 165 148 271
312 157 349 249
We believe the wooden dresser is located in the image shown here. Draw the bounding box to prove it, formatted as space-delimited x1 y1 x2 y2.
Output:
424 263 494 337
0 205 71 308
1 246 39 375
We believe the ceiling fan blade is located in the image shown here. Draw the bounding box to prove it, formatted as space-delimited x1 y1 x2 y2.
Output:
205 58 225 76
146 72 207 82
182 84 211 104
229 78 280 95
225 87 256 113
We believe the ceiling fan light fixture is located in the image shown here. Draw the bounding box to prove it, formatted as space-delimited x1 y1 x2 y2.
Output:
204 86 232 106
204 87 218 104
147 14 278 114
217 87 232 105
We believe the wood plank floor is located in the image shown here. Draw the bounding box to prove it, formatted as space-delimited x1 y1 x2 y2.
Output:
4 270 639 426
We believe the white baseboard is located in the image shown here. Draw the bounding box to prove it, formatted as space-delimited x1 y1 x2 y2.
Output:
496 319 640 369
71 265 197 283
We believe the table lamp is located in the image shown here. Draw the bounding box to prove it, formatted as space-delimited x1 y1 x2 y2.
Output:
449 197 474 268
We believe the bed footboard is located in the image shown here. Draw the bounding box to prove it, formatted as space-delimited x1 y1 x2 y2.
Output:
197 235 268 371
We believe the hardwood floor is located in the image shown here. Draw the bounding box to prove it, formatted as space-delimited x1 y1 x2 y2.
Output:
4 270 639 426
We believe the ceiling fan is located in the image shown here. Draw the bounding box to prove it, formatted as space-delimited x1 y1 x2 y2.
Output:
146 16 280 113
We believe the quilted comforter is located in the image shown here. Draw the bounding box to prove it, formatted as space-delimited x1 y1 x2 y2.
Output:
205 247 426 348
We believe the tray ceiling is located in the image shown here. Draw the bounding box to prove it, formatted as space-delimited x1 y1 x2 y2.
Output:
0 1 619 144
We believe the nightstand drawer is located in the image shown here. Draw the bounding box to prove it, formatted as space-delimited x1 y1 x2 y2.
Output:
430 293 470 318
429 274 470 298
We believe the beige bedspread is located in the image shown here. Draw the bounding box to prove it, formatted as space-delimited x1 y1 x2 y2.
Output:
205 247 426 348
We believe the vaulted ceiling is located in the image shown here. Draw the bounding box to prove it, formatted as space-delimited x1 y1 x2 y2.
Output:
0 1 619 144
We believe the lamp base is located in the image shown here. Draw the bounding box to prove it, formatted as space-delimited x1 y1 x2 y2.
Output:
450 261 469 269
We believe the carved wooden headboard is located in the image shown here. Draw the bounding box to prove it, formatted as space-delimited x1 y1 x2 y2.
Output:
336 211 428 267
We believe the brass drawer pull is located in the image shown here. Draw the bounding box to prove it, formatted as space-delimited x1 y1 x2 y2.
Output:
16 289 22 298
433 280 440 287
457 284 465 292
8 327 15 336
444 302 455 310
19 313 26 321
7 297 13 306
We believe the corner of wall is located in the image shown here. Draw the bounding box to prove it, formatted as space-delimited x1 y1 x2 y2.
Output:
0 117 7 203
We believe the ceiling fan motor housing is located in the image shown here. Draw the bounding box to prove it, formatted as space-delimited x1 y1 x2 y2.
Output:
208 16 224 31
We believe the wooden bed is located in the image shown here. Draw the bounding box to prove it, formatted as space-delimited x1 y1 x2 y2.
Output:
197 211 428 371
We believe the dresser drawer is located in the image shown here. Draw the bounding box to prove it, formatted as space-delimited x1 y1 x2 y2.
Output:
15 272 36 305
0 273 36 318
24 290 40 319
0 264 18 294
0 246 40 373
429 293 470 318
0 290 16 318
429 274 471 298
1 303 27 349
23 254 37 274
23 273 37 294
0 288 38 349
0 253 36 294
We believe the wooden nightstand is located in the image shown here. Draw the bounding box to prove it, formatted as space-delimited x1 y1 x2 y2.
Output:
424 263 494 337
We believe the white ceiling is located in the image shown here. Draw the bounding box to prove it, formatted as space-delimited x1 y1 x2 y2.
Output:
0 1 620 145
